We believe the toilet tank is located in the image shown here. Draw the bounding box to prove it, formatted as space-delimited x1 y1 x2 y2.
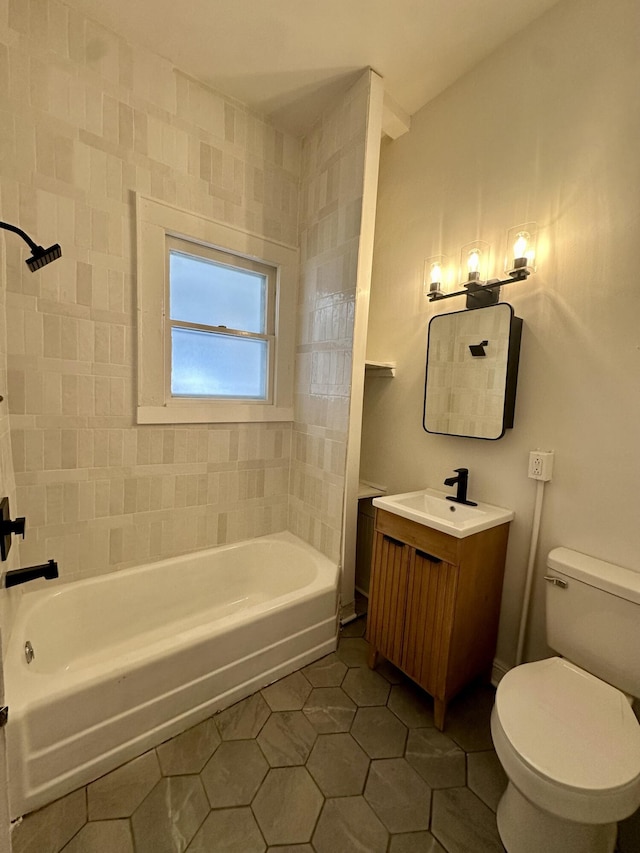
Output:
545 547 640 698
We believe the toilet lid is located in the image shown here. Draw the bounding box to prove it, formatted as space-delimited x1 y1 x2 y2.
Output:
496 657 640 792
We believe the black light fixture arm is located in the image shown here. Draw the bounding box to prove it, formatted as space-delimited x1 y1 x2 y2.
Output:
428 267 530 307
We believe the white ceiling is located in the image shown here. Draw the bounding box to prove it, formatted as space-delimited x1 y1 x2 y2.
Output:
63 0 560 136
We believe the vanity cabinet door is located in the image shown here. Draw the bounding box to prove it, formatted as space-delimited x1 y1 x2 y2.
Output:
401 550 458 703
366 531 409 667
365 509 510 731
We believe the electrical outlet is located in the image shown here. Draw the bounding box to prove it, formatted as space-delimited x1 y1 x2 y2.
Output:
528 450 554 481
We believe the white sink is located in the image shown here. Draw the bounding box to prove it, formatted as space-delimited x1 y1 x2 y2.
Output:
372 488 514 538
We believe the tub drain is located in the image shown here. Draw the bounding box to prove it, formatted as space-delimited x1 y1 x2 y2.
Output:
24 641 34 664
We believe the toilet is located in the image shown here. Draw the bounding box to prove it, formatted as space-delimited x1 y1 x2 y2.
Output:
491 547 640 853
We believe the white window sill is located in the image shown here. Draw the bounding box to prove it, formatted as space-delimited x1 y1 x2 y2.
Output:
136 404 294 425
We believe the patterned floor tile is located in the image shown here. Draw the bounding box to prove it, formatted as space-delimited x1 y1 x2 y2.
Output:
185 807 265 853
342 666 391 706
215 693 271 740
12 789 87 853
364 758 431 833
257 711 317 766
157 718 221 776
201 740 268 807
261 671 312 711
302 653 347 688
405 727 466 789
87 751 161 820
431 787 505 853
306 733 369 796
445 683 496 752
389 831 447 852
61 820 134 853
334 637 370 668
21 616 528 853
131 776 209 853
467 750 507 812
340 616 366 638
312 796 389 853
351 705 408 758
252 767 323 846
387 682 435 729
302 686 356 733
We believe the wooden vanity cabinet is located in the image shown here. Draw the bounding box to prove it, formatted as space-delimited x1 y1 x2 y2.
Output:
366 508 510 730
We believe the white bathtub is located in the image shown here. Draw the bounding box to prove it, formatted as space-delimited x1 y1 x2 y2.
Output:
5 531 339 818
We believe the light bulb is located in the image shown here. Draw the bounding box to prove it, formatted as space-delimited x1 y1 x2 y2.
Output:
425 255 446 296
506 223 537 275
513 232 529 261
467 249 481 280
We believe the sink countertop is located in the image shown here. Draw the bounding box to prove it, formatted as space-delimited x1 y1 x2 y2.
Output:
372 488 514 539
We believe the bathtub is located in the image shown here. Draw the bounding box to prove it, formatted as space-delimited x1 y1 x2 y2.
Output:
5 531 339 819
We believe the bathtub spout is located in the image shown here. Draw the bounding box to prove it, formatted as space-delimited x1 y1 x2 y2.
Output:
5 559 58 588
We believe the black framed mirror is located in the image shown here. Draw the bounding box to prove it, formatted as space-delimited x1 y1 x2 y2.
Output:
423 303 522 440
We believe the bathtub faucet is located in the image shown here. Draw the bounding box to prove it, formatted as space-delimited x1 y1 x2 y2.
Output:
444 468 477 506
5 559 59 588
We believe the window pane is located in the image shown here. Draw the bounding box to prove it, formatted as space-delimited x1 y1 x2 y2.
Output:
171 327 268 399
170 250 266 333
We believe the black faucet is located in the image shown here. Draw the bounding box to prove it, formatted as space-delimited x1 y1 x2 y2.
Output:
444 468 477 506
5 559 58 588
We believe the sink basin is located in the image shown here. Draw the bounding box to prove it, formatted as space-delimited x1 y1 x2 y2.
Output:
372 488 514 538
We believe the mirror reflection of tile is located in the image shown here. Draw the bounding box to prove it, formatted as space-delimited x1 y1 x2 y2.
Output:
424 304 517 439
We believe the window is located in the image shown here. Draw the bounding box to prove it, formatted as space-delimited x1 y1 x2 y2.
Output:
167 238 276 401
136 196 297 424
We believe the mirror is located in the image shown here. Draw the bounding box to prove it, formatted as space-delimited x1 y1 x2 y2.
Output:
423 303 522 440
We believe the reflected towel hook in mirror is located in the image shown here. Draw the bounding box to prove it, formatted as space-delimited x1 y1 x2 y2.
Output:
469 340 489 357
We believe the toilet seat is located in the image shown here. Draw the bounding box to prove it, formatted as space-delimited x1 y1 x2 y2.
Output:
493 657 640 824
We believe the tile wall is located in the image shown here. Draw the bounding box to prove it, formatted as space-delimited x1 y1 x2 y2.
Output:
0 236 22 639
0 0 301 589
290 73 372 564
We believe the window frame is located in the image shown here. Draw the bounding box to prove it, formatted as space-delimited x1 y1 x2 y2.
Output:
165 237 277 403
136 195 297 424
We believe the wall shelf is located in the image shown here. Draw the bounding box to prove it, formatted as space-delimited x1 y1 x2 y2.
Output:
365 360 396 378
358 480 387 500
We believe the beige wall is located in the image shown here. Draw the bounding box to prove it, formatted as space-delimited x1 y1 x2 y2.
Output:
0 0 299 588
291 72 377 568
363 0 640 666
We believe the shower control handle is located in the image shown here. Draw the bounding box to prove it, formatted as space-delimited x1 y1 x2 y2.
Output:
0 496 25 561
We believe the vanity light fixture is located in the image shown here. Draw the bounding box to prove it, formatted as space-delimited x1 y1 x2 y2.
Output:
424 255 447 297
0 220 62 271
428 225 537 309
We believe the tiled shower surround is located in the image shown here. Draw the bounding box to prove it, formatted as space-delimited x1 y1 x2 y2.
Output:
0 0 373 605
290 72 373 564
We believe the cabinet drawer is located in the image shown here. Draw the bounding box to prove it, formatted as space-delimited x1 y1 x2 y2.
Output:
375 509 460 565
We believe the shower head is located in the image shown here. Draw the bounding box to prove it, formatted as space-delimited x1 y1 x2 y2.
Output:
0 220 62 272
25 243 62 272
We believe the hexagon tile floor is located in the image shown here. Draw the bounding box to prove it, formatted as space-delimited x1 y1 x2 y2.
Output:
11 617 510 853
10 623 634 853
